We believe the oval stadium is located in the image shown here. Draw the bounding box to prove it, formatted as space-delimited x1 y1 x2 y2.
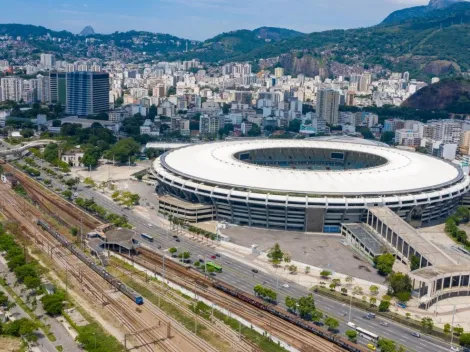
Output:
151 139 470 232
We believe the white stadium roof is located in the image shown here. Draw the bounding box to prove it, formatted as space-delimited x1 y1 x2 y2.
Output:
157 139 467 196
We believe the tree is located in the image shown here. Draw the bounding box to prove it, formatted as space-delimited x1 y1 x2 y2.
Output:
297 294 316 319
305 266 311 274
105 138 140 163
369 285 379 296
285 296 298 313
329 283 337 291
345 276 354 285
345 329 357 342
460 333 470 347
352 286 363 296
379 300 390 312
24 276 41 290
341 288 348 295
396 291 411 302
62 190 72 199
377 338 397 352
421 317 434 331
455 326 464 336
332 278 341 286
444 323 451 335
369 297 377 306
247 124 261 137
169 247 177 255
324 317 339 331
374 253 395 276
410 255 420 271
43 143 59 163
70 227 79 236
20 129 34 138
288 265 297 274
82 147 101 168
380 131 395 144
267 243 284 265
283 254 291 263
388 272 412 299
41 292 65 315
320 270 332 279
84 177 96 187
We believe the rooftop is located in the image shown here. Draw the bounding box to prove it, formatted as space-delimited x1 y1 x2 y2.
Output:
342 223 385 256
369 207 456 267
157 139 467 196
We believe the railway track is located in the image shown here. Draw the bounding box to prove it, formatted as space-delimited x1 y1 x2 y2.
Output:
3 164 364 352
129 249 350 352
109 263 257 352
0 184 215 352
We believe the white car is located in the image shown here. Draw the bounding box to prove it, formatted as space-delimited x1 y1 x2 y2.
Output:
282 284 289 288
450 346 460 352
148 223 153 227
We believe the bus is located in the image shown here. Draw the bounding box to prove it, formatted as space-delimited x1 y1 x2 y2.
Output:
206 261 222 272
356 327 379 341
141 233 154 242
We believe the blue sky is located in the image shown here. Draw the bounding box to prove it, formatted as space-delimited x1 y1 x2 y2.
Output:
0 0 430 40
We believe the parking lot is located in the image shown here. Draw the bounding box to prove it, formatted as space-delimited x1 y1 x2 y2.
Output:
223 225 386 283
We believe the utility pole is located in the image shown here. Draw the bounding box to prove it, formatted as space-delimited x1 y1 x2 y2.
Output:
450 305 456 347
348 293 353 322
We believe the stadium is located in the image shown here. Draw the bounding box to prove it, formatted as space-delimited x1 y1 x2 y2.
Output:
151 139 470 232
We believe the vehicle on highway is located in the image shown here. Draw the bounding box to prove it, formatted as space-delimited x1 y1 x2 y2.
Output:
211 255 216 259
173 235 178 238
347 322 356 329
141 233 154 242
215 253 221 257
175 239 180 242
148 223 153 227
367 344 376 351
199 259 204 263
363 315 371 320
379 321 388 327
206 261 222 272
282 284 289 288
412 332 421 338
209 272 216 277
251 269 259 273
357 327 379 342
157 245 161 249
450 346 460 352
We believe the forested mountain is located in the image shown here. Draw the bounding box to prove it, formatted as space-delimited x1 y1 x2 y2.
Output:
1 1 470 79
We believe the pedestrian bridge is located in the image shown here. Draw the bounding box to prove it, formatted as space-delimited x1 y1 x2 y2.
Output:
0 139 56 156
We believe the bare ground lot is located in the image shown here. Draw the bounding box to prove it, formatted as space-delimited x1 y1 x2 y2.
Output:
223 225 386 284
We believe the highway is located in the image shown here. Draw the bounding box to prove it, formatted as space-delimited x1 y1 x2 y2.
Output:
9 152 454 352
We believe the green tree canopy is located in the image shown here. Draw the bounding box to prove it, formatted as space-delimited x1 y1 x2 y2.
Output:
374 253 395 276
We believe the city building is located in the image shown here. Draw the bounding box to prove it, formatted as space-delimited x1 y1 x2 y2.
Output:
49 72 67 106
316 89 339 125
395 129 421 147
0 77 23 102
66 71 110 116
40 53 55 68
274 67 285 78
199 114 225 136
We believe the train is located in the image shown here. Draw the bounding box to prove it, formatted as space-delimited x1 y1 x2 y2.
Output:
213 281 366 352
36 219 144 305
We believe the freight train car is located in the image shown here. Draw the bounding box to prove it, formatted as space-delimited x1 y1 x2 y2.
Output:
37 219 143 305
213 281 365 352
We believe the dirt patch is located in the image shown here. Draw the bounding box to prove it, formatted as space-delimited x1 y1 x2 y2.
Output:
0 336 21 352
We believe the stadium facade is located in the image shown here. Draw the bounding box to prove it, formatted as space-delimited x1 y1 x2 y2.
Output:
151 139 470 232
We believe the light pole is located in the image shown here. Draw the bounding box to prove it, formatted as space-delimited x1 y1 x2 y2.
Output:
348 293 353 322
450 305 456 348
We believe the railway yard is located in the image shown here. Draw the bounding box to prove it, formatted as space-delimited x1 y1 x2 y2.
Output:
0 162 366 352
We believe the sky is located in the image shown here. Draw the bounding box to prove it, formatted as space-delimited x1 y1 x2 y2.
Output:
0 0 433 40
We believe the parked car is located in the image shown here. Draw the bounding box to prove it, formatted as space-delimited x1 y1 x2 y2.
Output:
215 253 221 257
175 239 180 242
363 315 371 320
173 235 178 239
282 284 289 288
199 259 204 263
450 346 460 352
397 302 407 309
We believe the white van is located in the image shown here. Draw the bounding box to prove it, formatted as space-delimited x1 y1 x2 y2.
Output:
347 321 356 329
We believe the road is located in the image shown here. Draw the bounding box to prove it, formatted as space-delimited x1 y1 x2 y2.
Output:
14 156 455 352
